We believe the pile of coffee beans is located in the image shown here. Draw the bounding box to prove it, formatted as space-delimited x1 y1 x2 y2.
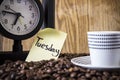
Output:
0 54 120 80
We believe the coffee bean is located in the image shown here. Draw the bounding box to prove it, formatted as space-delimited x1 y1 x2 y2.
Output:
79 68 86 73
86 69 91 73
0 70 4 75
111 75 119 79
56 76 61 80
15 60 22 66
73 66 79 72
70 72 77 78
9 71 16 79
91 77 97 80
68 67 73 72
97 76 102 80
61 77 67 80
112 72 119 76
4 76 11 80
41 74 53 79
96 72 102 76
85 73 91 78
0 54 119 80
20 70 26 74
0 72 9 79
77 73 84 77
46 69 52 73
102 76 108 80
80 76 87 80
103 71 110 77
53 73 59 78
90 70 96 76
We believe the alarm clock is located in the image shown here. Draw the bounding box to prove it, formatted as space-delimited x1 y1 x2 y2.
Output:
0 0 43 40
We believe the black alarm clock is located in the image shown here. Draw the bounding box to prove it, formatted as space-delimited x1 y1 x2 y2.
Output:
0 0 43 40
0 0 43 52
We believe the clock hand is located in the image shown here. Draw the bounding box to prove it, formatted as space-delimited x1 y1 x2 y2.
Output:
13 13 21 25
2 10 24 25
6 6 24 18
2 10 16 15
2 10 24 18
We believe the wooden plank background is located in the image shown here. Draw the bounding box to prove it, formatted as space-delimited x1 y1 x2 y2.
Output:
0 0 120 54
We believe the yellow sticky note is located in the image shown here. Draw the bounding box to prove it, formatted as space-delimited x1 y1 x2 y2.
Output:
26 28 67 62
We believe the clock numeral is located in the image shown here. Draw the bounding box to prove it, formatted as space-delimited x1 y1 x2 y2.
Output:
2 11 6 16
24 24 27 29
32 13 35 18
10 0 14 4
24 1 28 5
5 5 10 10
17 0 21 3
29 5 32 11
17 26 20 31
29 21 32 24
4 19 8 24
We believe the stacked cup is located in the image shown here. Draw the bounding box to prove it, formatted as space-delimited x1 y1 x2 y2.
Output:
87 31 120 67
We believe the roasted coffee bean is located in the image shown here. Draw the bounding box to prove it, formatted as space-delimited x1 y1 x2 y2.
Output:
4 76 11 80
19 70 26 74
102 76 108 80
112 72 119 76
46 68 52 73
91 77 97 80
41 74 53 79
0 70 3 76
80 76 87 80
97 76 102 80
79 67 86 73
103 71 110 77
73 66 79 72
0 72 9 79
70 72 77 78
90 70 96 76
56 76 61 80
15 74 25 80
85 73 91 78
53 73 59 78
96 72 102 76
0 54 119 80
9 71 16 79
77 73 84 77
111 75 119 79
61 77 67 80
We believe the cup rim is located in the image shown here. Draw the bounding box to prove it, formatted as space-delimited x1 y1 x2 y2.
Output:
89 46 120 49
89 43 120 45
87 31 120 34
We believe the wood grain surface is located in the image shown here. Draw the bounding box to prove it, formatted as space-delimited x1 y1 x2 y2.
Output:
1 0 120 54
55 0 89 54
88 0 120 31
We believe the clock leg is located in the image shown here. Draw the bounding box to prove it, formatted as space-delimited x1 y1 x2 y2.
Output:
13 40 23 53
42 0 55 28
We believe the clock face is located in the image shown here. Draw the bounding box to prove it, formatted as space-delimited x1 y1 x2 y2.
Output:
0 0 43 37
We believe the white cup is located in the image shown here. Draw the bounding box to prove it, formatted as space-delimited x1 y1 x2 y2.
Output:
87 31 120 67
89 48 120 67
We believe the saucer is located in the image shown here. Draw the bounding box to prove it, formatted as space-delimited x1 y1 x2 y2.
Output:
71 56 120 70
